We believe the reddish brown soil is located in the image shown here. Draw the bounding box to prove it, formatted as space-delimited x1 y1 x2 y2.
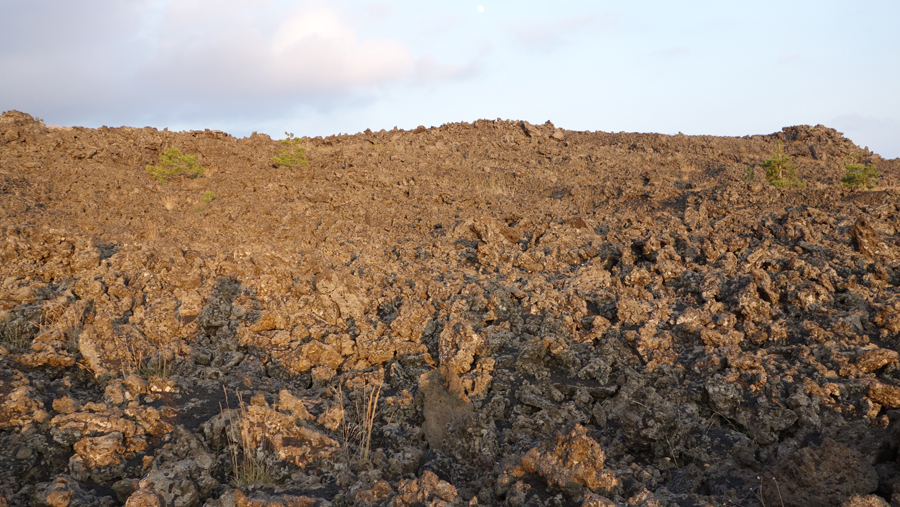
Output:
1 109 899 506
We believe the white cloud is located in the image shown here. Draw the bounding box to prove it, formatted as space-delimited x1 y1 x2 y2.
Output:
141 1 413 98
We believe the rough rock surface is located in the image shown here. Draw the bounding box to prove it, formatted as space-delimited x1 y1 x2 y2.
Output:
1 109 900 506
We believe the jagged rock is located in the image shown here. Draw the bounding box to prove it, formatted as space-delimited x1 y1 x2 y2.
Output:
438 319 483 374
125 461 199 507
241 405 339 468
850 217 894 258
869 382 900 408
391 470 458 506
0 384 49 428
32 475 115 507
512 424 617 495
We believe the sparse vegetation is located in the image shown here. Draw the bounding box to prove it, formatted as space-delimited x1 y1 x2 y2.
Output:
222 389 275 486
0 317 36 353
146 148 205 183
201 191 216 203
272 132 309 168
761 141 805 188
123 340 173 379
338 381 384 464
742 165 756 182
841 154 878 188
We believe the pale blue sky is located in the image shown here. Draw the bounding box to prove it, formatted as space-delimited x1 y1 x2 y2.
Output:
2 0 898 157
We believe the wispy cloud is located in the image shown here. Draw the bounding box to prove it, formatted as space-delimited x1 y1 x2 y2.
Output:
507 13 605 52
413 53 481 84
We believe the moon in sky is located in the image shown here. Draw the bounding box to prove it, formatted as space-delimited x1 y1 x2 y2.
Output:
477 5 485 13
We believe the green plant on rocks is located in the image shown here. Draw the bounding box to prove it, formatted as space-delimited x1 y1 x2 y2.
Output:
742 165 756 182
841 155 878 188
272 132 309 168
146 148 205 183
201 191 216 203
761 141 805 189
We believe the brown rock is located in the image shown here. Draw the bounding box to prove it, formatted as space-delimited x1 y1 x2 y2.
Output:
438 319 483 374
841 495 891 507
390 300 434 341
515 424 617 493
1 385 47 428
278 339 342 373
73 432 125 468
32 476 89 507
391 470 458 506
850 217 895 258
856 348 898 373
52 396 80 415
277 389 313 420
869 382 900 408
241 405 339 468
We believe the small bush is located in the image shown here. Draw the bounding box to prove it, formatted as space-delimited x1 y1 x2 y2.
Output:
742 165 756 182
201 191 216 203
761 141 805 189
841 155 878 188
146 148 205 183
273 132 309 168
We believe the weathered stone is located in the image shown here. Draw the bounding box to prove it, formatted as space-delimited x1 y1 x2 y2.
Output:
869 382 900 408
241 405 339 468
514 424 617 493
277 389 313 420
73 432 124 468
391 470 457 506
438 319 483 374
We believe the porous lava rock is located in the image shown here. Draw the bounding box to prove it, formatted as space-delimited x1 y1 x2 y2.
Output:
1 110 899 505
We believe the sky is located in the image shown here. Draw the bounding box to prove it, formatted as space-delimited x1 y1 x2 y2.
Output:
2 0 899 158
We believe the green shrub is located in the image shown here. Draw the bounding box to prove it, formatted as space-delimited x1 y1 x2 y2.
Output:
272 132 309 168
742 165 756 182
201 191 216 203
146 148 205 183
841 155 878 188
761 141 805 188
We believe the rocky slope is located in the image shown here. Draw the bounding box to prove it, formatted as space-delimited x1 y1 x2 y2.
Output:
1 109 899 507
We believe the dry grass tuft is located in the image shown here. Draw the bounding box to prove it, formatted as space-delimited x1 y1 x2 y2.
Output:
337 381 384 464
221 388 275 487
0 317 37 352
